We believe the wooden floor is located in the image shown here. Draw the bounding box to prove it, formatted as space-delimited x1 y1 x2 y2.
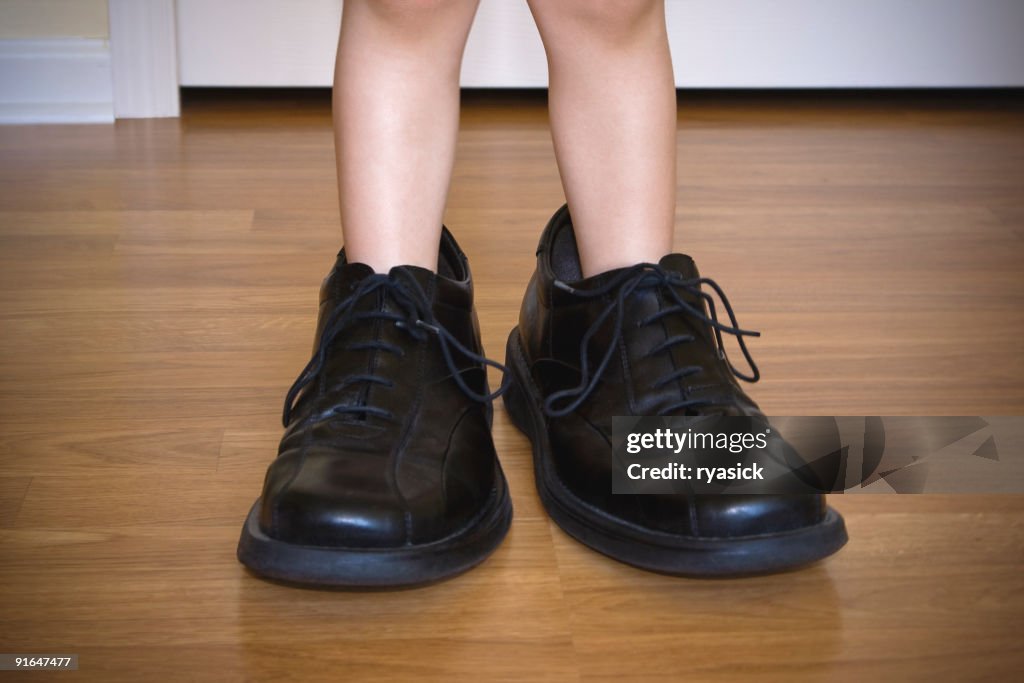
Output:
1 89 1022 682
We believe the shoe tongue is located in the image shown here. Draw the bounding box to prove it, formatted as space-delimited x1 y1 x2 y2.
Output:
336 262 375 288
658 253 700 279
658 253 706 310
388 264 439 305
563 254 701 292
390 263 475 311
565 254 707 314
323 262 431 312
331 263 434 302
388 264 435 289
322 261 375 303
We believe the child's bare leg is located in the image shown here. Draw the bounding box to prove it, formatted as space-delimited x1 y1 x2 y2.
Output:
333 0 480 272
526 0 677 277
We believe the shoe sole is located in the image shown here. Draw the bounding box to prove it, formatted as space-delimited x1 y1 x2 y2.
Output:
503 328 848 577
237 470 512 589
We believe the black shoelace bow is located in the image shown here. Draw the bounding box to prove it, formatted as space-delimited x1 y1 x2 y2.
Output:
282 270 509 426
545 264 761 418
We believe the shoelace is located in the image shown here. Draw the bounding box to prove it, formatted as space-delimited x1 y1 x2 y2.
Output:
282 269 509 426
544 264 760 418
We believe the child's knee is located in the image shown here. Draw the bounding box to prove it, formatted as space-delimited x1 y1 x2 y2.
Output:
364 0 473 21
530 0 663 40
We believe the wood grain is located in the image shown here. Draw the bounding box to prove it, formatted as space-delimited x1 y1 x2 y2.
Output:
0 88 1022 681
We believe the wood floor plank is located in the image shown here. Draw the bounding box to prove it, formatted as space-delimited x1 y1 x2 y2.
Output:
0 89 1022 681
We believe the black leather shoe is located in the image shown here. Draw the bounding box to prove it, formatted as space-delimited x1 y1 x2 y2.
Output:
238 228 512 587
503 205 846 576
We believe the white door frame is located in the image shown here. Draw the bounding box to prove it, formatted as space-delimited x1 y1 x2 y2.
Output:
109 0 180 118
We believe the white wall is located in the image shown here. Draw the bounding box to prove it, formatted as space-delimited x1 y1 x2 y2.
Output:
0 0 113 123
0 0 109 39
177 0 1024 88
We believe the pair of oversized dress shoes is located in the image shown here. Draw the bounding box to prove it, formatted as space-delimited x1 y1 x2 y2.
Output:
237 205 847 587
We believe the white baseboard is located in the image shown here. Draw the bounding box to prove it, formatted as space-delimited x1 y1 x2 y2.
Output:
0 39 114 124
